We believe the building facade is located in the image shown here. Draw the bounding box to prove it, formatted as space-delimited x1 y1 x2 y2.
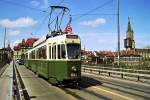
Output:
13 38 38 60
124 17 135 50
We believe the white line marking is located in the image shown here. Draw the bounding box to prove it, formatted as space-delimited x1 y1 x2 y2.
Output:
92 86 135 100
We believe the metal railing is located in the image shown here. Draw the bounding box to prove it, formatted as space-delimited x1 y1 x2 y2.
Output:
0 64 8 77
82 65 150 74
82 65 150 82
13 61 30 100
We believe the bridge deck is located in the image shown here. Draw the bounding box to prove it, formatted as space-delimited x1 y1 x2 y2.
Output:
16 64 75 100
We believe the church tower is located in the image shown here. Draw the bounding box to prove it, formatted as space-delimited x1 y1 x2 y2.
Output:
124 17 135 50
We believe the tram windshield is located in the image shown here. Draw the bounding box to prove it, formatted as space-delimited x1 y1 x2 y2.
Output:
67 44 80 59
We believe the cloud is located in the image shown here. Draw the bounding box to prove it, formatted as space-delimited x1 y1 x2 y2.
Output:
7 30 21 36
31 0 40 7
0 17 38 28
30 0 49 9
79 18 106 28
79 32 118 50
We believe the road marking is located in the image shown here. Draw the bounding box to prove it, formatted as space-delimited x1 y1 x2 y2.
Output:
91 86 135 100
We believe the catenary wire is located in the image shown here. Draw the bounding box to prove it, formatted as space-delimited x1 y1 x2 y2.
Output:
73 0 114 21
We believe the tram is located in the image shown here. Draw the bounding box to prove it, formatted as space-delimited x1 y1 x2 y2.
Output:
24 6 81 85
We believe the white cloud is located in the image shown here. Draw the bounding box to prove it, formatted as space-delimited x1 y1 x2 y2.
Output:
0 17 38 28
7 30 21 36
79 32 118 50
79 18 106 28
31 0 40 7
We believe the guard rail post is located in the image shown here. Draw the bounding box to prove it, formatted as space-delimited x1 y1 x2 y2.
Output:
137 75 140 81
121 73 123 78
98 71 100 75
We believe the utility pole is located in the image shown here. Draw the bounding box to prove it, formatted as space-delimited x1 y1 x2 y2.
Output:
117 0 120 67
4 28 6 49
3 27 7 54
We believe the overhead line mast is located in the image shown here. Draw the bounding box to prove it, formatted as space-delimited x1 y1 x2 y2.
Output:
4 28 6 49
117 0 120 66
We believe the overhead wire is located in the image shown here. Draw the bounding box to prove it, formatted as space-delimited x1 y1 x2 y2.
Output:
71 13 117 16
1 0 115 35
33 0 66 34
73 0 114 21
0 0 67 36
33 14 50 36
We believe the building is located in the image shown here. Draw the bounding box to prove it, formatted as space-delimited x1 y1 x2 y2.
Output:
81 50 114 65
0 44 13 64
114 50 142 66
135 48 150 59
114 17 142 65
13 38 38 60
124 17 135 50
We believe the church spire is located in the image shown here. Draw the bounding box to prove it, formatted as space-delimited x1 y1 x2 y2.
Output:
124 17 135 50
126 17 134 39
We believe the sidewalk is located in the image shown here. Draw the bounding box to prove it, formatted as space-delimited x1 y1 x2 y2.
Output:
0 62 13 100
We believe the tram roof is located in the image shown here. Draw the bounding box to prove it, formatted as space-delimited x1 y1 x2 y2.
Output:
33 33 79 47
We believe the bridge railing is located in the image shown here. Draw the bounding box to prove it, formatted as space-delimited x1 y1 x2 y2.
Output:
82 65 150 83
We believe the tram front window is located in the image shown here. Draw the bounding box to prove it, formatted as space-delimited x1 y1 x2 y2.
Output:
67 44 80 59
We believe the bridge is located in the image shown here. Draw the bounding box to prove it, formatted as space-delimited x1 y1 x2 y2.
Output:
0 61 150 100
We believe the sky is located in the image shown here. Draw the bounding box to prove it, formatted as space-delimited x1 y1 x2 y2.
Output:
0 0 150 51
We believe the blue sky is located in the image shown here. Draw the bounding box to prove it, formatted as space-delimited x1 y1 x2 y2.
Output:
0 0 150 51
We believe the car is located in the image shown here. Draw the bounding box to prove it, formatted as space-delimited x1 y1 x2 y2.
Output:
16 59 24 65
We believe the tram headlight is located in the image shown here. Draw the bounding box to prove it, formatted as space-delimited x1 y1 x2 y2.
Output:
72 66 77 72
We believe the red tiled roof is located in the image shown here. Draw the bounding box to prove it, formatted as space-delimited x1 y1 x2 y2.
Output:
25 38 38 47
120 50 141 57
13 43 21 51
13 38 38 51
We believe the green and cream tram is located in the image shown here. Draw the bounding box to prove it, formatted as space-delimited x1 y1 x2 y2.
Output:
24 33 81 84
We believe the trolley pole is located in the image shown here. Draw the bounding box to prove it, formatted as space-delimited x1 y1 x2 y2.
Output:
117 0 120 67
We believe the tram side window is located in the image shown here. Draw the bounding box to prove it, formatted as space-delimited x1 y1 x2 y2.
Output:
25 54 28 59
52 45 56 59
58 45 61 59
32 50 35 59
61 44 66 59
36 49 39 59
42 46 47 59
38 46 47 59
49 46 51 59
29 52 32 59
